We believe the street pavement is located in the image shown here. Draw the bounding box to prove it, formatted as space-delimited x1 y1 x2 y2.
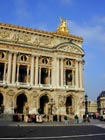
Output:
0 119 105 140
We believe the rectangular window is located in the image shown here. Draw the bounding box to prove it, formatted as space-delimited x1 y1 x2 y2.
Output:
65 69 72 85
0 63 4 81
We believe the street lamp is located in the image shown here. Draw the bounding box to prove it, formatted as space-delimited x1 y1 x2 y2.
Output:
85 94 88 116
85 94 90 122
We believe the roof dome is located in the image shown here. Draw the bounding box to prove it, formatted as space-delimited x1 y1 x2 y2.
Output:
97 91 105 100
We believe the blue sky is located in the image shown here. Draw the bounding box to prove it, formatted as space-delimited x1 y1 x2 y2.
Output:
0 0 105 100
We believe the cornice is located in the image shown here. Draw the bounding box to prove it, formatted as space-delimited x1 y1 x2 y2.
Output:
0 22 83 42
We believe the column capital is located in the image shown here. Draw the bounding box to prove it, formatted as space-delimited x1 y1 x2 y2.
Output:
56 56 64 59
31 54 40 57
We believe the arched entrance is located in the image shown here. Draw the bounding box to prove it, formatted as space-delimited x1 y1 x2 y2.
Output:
16 94 27 113
0 93 3 106
0 93 4 113
66 96 72 114
40 95 49 114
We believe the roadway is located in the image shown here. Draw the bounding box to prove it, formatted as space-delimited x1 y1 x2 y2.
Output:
0 119 105 140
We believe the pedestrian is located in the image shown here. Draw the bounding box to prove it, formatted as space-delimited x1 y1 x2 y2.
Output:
74 114 79 124
36 114 39 123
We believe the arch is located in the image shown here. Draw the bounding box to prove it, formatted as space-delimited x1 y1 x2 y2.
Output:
0 93 4 113
16 93 27 113
66 95 73 114
0 93 3 106
39 94 49 114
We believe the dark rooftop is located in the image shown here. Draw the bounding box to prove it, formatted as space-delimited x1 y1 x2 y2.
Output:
97 91 105 100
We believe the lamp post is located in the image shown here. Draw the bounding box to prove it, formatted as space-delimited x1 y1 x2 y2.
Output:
85 94 88 115
85 94 89 122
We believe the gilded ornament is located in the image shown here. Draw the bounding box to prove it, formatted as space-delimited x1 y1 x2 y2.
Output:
57 17 69 34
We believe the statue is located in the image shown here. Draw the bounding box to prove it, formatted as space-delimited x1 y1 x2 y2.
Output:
57 17 69 33
58 95 66 107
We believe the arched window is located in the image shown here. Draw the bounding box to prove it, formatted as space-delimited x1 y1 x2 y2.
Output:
0 52 5 59
66 60 72 66
42 58 48 64
21 55 27 61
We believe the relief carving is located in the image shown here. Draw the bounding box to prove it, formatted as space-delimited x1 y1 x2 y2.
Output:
0 30 10 39
10 32 19 42
58 44 84 55
31 36 40 46
58 95 66 107
40 36 51 46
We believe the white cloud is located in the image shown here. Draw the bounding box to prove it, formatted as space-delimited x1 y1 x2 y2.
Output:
68 17 105 48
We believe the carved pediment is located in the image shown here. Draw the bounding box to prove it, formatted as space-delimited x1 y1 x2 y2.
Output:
56 43 84 55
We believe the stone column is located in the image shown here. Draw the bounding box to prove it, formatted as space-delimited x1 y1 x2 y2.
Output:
16 64 20 83
61 58 64 87
79 61 83 89
72 70 75 87
35 56 39 86
39 67 41 85
27 65 30 84
3 63 7 83
12 52 17 84
57 58 59 87
30 55 34 85
64 69 66 85
75 61 79 88
52 56 56 87
7 52 12 83
48 68 51 85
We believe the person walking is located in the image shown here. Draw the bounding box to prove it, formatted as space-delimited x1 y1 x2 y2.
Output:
74 114 79 124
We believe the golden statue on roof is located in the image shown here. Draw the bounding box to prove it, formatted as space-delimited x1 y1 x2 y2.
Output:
57 17 70 34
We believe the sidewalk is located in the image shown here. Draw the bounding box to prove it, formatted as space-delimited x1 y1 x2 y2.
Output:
0 119 105 127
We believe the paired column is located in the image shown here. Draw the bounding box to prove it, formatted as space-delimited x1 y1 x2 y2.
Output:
12 52 17 84
52 56 56 87
61 58 64 87
75 60 83 89
35 56 39 86
30 55 35 85
79 61 83 89
56 58 60 87
76 60 83 89
75 60 79 88
27 65 30 84
48 68 51 85
3 63 7 83
16 64 20 83
72 70 75 87
7 52 12 83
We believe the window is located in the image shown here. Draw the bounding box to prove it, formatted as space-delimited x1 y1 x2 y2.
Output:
0 63 4 81
18 65 27 83
66 60 71 66
41 68 48 84
0 52 5 59
65 69 72 85
42 58 48 64
21 55 27 61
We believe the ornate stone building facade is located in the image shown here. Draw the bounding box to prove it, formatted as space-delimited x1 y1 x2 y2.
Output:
0 18 85 119
97 91 105 116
